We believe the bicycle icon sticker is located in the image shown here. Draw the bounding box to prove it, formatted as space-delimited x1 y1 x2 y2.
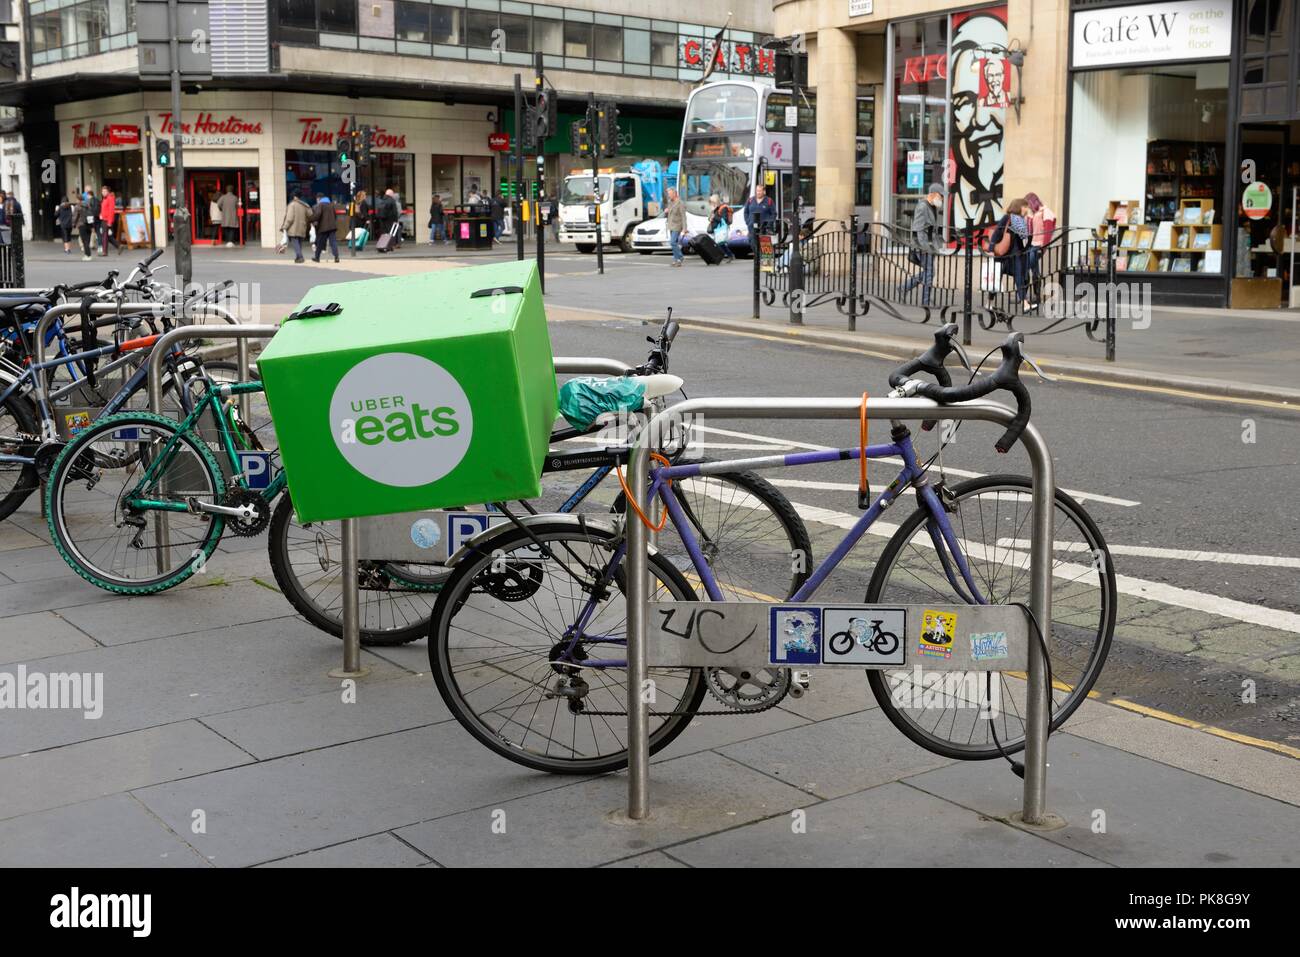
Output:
822 607 907 666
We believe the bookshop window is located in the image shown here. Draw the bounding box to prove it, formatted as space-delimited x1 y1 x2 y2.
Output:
1070 63 1229 275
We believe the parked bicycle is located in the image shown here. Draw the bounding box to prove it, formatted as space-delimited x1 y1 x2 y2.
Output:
425 324 1115 774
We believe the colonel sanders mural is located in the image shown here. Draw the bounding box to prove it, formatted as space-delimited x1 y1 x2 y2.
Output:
949 7 1009 230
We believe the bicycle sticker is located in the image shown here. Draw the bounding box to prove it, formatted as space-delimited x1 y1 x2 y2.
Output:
110 427 141 441
64 412 92 438
409 517 441 550
822 607 906 666
769 607 822 666
970 632 1009 662
919 609 957 660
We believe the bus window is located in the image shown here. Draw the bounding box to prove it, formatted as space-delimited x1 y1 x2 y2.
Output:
765 93 816 131
682 161 750 217
686 85 760 134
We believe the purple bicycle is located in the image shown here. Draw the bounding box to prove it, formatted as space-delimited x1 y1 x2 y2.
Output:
429 325 1116 774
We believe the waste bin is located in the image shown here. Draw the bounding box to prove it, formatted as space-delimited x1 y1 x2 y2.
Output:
258 259 557 522
455 216 494 250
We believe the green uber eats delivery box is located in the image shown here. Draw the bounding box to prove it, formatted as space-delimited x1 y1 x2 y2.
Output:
258 260 557 523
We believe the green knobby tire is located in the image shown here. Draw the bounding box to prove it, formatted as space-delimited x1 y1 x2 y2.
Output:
45 411 228 594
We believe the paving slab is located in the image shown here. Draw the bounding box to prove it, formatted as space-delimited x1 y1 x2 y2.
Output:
0 610 99 664
0 520 45 553
667 781 1107 868
394 750 811 867
0 572 113 617
908 733 1300 867
0 792 207 867
717 708 955 800
54 578 300 646
0 543 87 583
132 723 574 867
652 703 810 764
257 832 432 868
0 618 406 757
775 667 880 722
1065 708 1300 807
199 673 449 760
0 720 252 820
602 850 690 867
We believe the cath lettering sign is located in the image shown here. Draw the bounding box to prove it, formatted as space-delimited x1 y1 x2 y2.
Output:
1072 0 1231 69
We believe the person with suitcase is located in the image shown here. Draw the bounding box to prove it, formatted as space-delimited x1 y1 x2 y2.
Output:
376 189 402 253
707 193 735 263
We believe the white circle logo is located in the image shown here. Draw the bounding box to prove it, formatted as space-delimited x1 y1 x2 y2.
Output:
328 353 473 488
410 518 441 549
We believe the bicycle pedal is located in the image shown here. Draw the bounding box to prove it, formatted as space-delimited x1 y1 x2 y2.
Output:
788 670 811 698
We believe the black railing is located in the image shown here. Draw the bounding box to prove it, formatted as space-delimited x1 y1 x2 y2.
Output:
0 217 23 289
757 216 1127 361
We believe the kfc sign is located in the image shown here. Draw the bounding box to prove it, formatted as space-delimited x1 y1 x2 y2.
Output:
71 122 141 150
682 39 775 76
902 53 947 84
298 117 408 150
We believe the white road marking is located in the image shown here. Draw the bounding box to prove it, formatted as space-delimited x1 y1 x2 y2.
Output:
999 539 1300 569
692 424 1140 507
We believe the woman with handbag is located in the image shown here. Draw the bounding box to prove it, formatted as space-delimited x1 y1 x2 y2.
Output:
707 194 735 262
989 197 1034 312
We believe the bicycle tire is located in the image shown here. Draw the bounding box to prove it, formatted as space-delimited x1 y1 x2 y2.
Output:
865 474 1116 760
267 493 445 646
873 631 900 657
615 468 812 602
429 521 707 775
0 392 40 522
828 631 854 656
45 411 227 594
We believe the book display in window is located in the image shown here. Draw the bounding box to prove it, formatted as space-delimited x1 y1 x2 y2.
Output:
1144 139 1224 226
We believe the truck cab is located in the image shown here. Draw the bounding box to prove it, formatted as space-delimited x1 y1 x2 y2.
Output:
558 171 649 253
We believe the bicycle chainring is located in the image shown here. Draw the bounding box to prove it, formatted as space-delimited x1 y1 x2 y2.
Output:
478 560 545 602
704 666 792 713
222 488 270 537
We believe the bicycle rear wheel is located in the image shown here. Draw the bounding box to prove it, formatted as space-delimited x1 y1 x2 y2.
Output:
865 475 1115 760
45 412 227 593
267 494 446 646
430 520 706 774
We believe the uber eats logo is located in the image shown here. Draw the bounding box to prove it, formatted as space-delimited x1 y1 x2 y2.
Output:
329 353 473 487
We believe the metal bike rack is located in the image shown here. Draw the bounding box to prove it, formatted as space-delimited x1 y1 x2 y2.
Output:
553 356 634 376
626 397 1056 825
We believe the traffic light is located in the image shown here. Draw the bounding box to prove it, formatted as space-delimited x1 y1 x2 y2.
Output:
596 101 619 158
520 107 538 153
571 119 591 158
774 50 808 90
156 138 171 168
336 133 353 167
533 89 556 141
356 125 373 163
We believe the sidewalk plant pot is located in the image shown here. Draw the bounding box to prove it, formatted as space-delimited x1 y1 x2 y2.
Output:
259 259 557 523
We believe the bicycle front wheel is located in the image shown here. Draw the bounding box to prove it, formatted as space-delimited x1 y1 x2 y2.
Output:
45 412 227 594
866 474 1116 760
0 392 40 521
430 521 706 774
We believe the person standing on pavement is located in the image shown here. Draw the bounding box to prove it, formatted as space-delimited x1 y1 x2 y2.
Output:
1023 191 1056 294
664 187 686 267
899 182 946 306
217 184 240 247
742 184 776 255
429 194 447 245
280 189 312 263
310 193 340 263
708 193 736 262
98 185 121 256
489 192 505 243
351 189 372 249
56 194 74 254
377 188 401 249
71 191 92 260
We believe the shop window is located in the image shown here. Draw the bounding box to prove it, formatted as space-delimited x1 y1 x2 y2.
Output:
564 21 592 58
395 1 429 41
534 17 562 55
278 0 317 32
650 30 676 67
318 0 356 34
890 13 950 231
500 12 531 52
593 24 621 62
466 10 496 48
1070 64 1228 276
431 5 460 44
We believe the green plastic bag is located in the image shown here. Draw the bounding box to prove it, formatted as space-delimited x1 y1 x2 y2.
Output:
558 376 646 431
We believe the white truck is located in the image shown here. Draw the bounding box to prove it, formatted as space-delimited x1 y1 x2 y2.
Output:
557 170 657 254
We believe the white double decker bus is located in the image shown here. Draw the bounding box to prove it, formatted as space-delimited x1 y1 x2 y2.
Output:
675 79 816 254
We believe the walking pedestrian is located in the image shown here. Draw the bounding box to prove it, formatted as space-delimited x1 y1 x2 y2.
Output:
708 193 736 262
664 187 686 267
217 184 240 247
98 185 121 256
56 194 74 254
899 183 946 306
351 189 372 250
280 189 312 263
429 193 448 245
742 184 776 255
377 188 401 249
310 194 340 263
72 191 93 260
489 192 505 243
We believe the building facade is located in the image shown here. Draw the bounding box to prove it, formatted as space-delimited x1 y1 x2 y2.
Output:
775 0 1299 309
3 0 774 247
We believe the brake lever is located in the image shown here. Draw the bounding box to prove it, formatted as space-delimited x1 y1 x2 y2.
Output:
1016 341 1056 382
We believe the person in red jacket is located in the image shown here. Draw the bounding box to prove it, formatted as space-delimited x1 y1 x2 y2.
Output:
98 185 121 256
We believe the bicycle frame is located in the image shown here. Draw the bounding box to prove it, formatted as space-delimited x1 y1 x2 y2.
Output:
123 380 286 513
557 429 989 669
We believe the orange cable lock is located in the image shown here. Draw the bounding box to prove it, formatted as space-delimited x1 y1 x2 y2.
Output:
858 392 871 509
615 451 673 532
